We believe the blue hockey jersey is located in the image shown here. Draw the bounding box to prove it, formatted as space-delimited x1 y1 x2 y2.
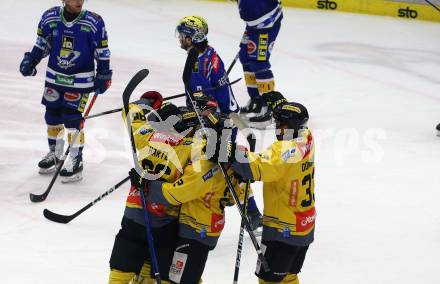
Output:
30 7 110 93
238 0 283 29
188 46 238 114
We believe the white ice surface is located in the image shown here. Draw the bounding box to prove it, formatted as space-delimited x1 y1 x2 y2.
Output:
0 0 440 283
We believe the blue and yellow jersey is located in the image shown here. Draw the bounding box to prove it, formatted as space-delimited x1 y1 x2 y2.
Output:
238 0 283 29
30 7 110 93
187 46 239 114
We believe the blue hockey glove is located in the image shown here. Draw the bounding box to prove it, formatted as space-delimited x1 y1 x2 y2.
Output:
94 69 112 94
19 52 38 76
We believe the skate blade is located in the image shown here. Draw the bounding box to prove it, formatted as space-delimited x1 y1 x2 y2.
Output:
39 166 56 175
61 173 83 183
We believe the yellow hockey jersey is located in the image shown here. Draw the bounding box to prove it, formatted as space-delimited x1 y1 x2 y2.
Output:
122 103 204 227
232 128 316 246
147 159 244 248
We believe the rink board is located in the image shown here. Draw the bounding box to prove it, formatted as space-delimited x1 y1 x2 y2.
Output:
209 0 440 22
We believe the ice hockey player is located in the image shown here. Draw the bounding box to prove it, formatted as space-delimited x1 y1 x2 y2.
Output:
134 112 244 284
19 0 112 182
217 91 315 283
176 15 264 232
175 15 239 117
109 92 202 284
235 0 283 129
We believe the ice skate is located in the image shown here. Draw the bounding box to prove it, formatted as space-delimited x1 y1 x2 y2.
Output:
60 155 83 183
38 151 60 174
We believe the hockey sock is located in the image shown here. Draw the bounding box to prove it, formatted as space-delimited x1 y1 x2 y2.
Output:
67 128 84 158
47 124 65 156
108 269 135 284
282 274 299 284
244 71 260 99
254 67 275 96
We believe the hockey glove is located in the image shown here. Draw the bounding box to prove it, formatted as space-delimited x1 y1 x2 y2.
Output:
19 52 39 77
128 168 147 190
262 91 287 111
140 91 163 110
94 69 112 95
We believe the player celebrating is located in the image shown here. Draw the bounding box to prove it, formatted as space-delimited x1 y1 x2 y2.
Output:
218 92 315 283
19 0 112 182
109 93 201 283
141 113 244 284
236 0 283 128
175 15 264 232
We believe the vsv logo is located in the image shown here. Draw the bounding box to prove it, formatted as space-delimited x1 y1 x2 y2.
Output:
317 0 337 10
398 7 418 19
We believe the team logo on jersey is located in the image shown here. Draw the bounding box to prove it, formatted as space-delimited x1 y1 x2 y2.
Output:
282 147 297 161
57 35 80 69
43 88 60 102
247 39 257 54
64 92 81 102
295 207 316 232
202 166 219 181
211 213 225 233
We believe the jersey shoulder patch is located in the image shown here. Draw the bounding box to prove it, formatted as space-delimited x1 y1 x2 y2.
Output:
41 6 61 22
84 10 103 23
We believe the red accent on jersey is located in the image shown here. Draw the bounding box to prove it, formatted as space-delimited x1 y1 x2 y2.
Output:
295 207 316 232
211 52 220 74
247 39 257 54
149 131 182 146
64 92 81 102
298 134 314 159
211 213 225 233
147 202 166 217
126 185 141 206
289 180 299 207
203 192 214 208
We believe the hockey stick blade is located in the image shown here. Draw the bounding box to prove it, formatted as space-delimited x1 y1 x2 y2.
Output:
43 209 74 224
123 69 149 112
43 176 129 224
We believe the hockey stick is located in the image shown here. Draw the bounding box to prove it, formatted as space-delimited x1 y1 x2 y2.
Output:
43 176 129 224
183 48 269 272
68 78 242 123
232 133 255 283
226 52 240 75
29 93 99 203
122 68 161 284
424 0 440 13
233 180 251 283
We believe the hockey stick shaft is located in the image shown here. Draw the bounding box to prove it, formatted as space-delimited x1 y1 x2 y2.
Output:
122 69 161 284
43 176 130 224
226 52 240 75
29 93 99 203
69 78 242 123
233 180 250 283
